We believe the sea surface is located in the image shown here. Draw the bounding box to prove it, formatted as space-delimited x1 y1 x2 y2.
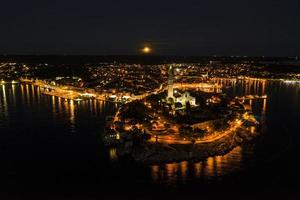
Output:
1 80 300 199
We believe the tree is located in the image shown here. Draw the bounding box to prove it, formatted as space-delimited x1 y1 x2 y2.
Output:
121 101 147 123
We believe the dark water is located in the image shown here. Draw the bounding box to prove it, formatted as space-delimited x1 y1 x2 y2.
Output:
1 80 300 199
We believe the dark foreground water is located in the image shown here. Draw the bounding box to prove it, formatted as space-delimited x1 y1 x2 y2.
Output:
1 80 300 199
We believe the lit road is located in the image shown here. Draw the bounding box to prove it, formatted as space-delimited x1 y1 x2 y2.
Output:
149 119 244 145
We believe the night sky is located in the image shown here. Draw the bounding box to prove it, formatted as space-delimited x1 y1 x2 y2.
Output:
1 0 299 56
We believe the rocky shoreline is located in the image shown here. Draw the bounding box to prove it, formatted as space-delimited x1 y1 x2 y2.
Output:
117 127 258 164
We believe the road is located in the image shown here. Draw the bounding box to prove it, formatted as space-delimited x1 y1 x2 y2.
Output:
149 119 244 145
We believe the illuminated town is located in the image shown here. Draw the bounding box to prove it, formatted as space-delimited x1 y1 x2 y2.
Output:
2 57 299 163
1 0 300 198
1 55 300 199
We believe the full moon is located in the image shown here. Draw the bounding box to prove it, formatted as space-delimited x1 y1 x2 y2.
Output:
142 46 151 54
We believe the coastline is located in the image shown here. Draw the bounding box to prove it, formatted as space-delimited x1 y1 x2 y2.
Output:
117 125 258 164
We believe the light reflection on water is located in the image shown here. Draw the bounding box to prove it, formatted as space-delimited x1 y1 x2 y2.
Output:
213 78 267 96
150 146 242 184
11 84 16 105
1 84 8 118
0 79 300 186
25 84 30 104
150 78 272 183
52 95 56 117
69 100 75 132
0 83 115 134
109 148 118 162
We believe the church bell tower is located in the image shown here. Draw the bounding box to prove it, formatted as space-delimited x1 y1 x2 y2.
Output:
167 65 174 102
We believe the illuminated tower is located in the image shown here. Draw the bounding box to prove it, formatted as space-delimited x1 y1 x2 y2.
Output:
167 65 174 102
